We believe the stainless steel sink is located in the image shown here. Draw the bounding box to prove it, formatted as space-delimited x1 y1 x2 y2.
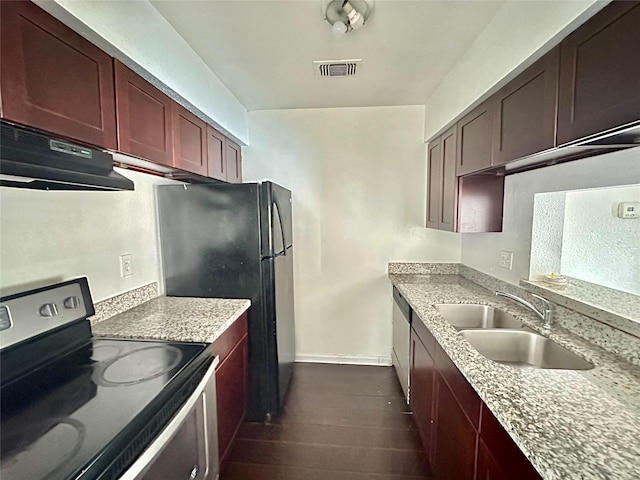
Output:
460 330 594 370
435 304 525 330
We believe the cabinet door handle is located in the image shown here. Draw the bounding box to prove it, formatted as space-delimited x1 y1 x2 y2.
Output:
189 465 199 479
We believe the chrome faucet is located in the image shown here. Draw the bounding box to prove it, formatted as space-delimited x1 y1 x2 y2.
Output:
495 291 555 332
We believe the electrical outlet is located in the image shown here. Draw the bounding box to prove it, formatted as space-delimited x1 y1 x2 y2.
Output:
499 250 513 270
120 254 133 277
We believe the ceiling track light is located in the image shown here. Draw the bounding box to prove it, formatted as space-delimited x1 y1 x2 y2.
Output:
322 0 374 37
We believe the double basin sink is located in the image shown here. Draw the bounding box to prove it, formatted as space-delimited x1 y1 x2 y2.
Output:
435 304 593 370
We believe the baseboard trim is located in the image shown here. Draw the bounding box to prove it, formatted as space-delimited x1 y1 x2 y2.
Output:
295 354 393 366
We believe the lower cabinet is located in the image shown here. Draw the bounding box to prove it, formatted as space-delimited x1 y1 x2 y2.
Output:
410 327 437 463
409 323 542 480
211 311 248 471
434 375 477 480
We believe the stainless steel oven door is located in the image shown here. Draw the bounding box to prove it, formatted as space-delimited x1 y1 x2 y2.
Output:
119 357 219 480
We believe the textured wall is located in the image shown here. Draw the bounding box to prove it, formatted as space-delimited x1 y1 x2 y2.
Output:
530 191 566 279
561 185 640 295
243 106 461 364
0 169 180 302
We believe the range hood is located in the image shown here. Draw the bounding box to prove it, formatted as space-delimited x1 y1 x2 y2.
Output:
0 122 134 191
504 121 640 175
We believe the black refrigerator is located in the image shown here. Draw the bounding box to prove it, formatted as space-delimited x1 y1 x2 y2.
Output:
156 181 295 422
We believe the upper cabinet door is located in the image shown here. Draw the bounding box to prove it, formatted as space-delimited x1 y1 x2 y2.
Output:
115 60 173 166
557 2 640 145
172 102 207 176
225 139 242 183
425 137 442 229
456 100 493 176
0 1 117 149
439 126 458 232
206 126 227 181
493 47 559 165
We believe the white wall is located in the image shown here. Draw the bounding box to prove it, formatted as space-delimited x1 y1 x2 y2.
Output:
0 169 180 302
243 106 460 364
462 148 640 285
423 0 605 140
35 0 249 145
561 185 640 295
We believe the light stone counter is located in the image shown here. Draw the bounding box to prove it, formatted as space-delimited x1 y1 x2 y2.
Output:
389 273 640 480
92 296 251 344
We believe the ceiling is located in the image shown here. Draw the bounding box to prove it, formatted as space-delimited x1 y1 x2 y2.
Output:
150 0 504 111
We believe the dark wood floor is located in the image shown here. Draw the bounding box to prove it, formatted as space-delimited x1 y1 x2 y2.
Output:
222 363 434 479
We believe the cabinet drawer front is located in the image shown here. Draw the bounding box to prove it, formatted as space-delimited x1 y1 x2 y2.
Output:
557 2 640 144
0 1 117 149
115 61 173 166
435 342 481 429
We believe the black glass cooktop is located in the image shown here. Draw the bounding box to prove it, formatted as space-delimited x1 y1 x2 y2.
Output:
0 336 211 480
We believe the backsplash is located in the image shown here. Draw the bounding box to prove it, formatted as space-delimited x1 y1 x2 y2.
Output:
388 262 460 275
90 282 159 325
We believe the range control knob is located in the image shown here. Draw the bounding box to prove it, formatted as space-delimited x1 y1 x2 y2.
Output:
64 296 81 309
39 303 58 318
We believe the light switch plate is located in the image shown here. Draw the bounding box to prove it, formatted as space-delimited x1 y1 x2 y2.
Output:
499 250 513 270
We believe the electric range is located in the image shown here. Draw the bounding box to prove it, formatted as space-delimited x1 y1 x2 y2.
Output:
0 278 214 480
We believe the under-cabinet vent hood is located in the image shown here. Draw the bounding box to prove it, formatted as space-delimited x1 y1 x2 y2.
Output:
0 121 134 191
504 121 640 175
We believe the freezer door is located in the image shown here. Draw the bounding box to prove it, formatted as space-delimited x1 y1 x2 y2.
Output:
260 182 293 258
271 182 293 249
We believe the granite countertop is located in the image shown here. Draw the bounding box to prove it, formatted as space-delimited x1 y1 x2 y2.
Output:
389 273 640 480
92 296 251 344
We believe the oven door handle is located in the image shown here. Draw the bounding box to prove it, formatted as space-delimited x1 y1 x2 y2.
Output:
118 356 219 480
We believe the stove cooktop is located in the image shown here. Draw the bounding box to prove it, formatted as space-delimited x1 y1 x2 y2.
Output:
0 336 211 480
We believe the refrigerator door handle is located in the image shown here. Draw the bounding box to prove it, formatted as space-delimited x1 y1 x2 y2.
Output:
272 198 287 257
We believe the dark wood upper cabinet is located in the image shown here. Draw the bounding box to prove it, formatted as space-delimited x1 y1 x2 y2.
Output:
0 1 117 149
206 125 227 181
172 102 207 176
439 127 458 231
115 60 173 166
226 139 243 183
557 1 640 145
493 47 559 165
426 127 458 231
425 138 442 229
456 100 494 176
457 173 504 233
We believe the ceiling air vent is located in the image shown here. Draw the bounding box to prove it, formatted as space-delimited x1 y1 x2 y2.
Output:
313 59 361 78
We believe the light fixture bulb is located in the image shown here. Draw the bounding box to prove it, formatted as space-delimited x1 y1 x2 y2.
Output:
332 20 347 37
342 1 365 30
